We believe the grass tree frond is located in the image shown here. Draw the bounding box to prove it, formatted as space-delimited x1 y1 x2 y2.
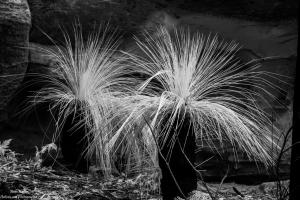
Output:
27 24 140 177
117 26 281 167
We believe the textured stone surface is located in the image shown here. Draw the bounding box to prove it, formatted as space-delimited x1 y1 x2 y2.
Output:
27 0 157 45
0 0 31 121
27 0 298 45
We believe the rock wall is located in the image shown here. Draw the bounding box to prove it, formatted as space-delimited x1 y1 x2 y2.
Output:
27 0 298 45
27 0 157 45
0 0 31 121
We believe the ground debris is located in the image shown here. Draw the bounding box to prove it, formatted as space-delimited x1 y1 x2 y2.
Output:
0 156 160 199
0 148 288 200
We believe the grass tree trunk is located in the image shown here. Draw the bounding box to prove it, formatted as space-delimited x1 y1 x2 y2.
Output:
159 112 197 199
60 104 90 173
289 16 300 200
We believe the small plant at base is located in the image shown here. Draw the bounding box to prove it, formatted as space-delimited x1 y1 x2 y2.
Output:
0 139 12 157
0 139 18 164
273 126 292 200
34 143 57 169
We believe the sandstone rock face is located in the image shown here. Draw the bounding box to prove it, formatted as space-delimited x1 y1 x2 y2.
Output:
28 0 157 45
7 43 60 122
0 0 31 121
178 14 298 58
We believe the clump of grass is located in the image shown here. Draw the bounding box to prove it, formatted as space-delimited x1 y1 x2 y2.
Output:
110 26 281 169
29 24 138 176
105 26 284 198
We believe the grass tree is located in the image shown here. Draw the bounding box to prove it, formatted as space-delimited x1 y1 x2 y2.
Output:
109 26 281 199
29 25 138 175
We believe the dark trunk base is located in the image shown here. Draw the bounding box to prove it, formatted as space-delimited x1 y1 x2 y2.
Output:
61 108 90 173
159 113 197 199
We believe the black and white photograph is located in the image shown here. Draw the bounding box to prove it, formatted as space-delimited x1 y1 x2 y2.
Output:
0 0 298 199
